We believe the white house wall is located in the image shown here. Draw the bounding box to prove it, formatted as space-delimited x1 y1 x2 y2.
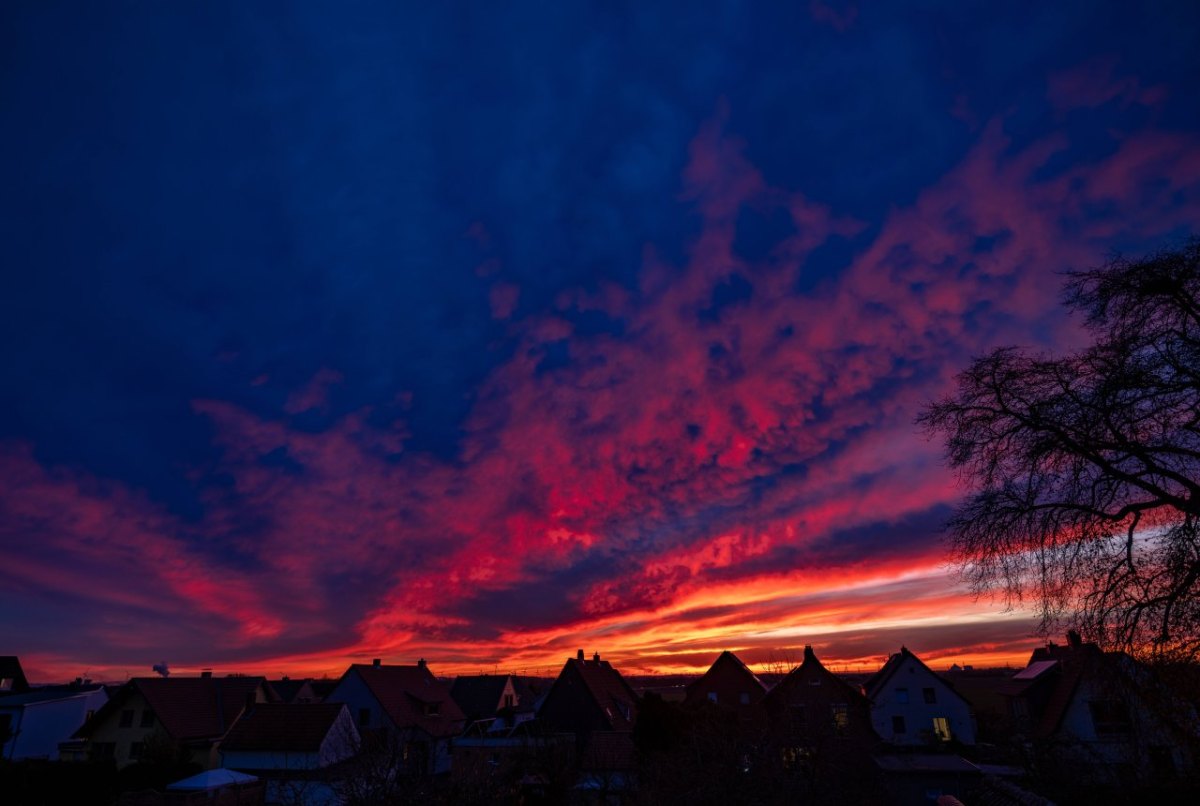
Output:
1 688 108 760
869 657 976 746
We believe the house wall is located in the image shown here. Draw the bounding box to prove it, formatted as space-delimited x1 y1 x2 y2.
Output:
870 657 976 746
326 671 381 734
1054 672 1192 781
684 661 764 709
318 707 360 767
85 690 171 768
536 664 610 735
0 689 108 760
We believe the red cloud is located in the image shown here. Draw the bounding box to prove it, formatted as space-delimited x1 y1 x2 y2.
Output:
5 108 1200 680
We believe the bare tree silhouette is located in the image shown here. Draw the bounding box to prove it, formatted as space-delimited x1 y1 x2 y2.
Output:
920 239 1200 662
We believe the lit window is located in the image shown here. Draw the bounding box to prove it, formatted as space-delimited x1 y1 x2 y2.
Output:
895 688 909 704
932 717 952 741
831 703 848 733
0 678 12 691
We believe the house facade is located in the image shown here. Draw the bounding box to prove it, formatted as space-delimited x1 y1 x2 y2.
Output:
1005 632 1198 786
863 646 976 746
326 659 465 775
73 674 270 769
0 683 107 760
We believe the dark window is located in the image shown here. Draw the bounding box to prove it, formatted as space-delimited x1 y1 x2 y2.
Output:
130 741 143 760
895 688 909 704
119 710 134 728
92 742 116 760
0 713 11 739
425 702 440 716
707 691 718 703
503 694 514 708
1088 700 1132 737
789 704 807 732
140 710 155 728
922 687 936 704
892 716 906 734
358 708 371 727
740 692 750 705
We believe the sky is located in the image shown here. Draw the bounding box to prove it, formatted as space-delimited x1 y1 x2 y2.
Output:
3 1 1200 683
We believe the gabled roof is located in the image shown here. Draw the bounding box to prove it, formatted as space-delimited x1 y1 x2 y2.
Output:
550 656 639 731
510 676 549 711
221 703 350 753
685 650 767 700
0 656 31 694
450 675 510 722
76 676 267 741
1024 639 1106 739
267 678 316 703
862 646 970 707
763 646 869 707
341 663 465 738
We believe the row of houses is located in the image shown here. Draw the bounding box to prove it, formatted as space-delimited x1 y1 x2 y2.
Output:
2 634 1197 802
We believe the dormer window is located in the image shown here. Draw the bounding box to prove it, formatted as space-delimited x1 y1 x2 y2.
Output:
424 702 440 716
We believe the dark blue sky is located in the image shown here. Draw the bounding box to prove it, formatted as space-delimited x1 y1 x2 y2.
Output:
3 1 1199 677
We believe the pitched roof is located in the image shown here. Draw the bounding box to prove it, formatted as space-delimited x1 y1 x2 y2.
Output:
1024 640 1105 739
450 675 510 722
77 676 266 741
685 650 767 700
556 657 639 731
221 703 349 753
763 646 869 707
267 678 314 703
0 656 31 694
862 646 970 707
342 663 465 738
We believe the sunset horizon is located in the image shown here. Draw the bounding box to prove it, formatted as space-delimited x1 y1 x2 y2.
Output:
4 3 1199 711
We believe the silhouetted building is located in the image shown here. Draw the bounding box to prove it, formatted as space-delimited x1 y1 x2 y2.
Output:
1004 631 1198 787
762 645 875 747
537 651 638 737
0 656 31 696
450 674 520 723
863 646 976 745
0 682 107 760
72 674 271 768
326 659 465 775
266 677 320 704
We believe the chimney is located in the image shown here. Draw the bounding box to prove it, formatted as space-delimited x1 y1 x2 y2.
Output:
576 649 584 661
201 669 213 679
1067 630 1082 649
803 645 816 663
417 658 427 669
592 652 600 663
372 658 381 667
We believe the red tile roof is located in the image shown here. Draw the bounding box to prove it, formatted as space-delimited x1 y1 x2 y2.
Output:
555 657 639 732
343 663 465 739
221 703 349 753
78 676 267 741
